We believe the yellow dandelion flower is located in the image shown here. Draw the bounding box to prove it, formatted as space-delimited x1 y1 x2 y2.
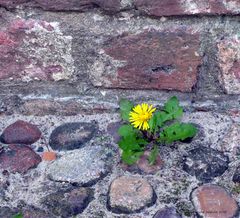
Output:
129 103 156 130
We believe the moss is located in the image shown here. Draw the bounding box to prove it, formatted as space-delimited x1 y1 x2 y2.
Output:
232 184 240 194
176 201 195 217
171 179 191 196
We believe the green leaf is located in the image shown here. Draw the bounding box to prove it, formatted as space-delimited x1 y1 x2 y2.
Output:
163 96 183 120
119 99 134 121
148 145 158 165
137 138 148 146
12 213 23 218
118 125 147 165
118 125 135 138
149 112 158 132
118 124 146 151
149 111 173 132
155 111 171 127
160 122 197 144
149 97 183 133
118 136 142 151
122 150 144 165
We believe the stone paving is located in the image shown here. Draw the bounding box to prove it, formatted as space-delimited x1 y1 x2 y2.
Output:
0 112 239 218
0 1 240 217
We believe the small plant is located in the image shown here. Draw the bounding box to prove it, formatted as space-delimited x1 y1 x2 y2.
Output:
118 96 197 165
12 213 23 218
232 184 240 194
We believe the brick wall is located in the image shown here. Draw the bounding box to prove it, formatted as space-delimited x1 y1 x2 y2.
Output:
0 0 239 115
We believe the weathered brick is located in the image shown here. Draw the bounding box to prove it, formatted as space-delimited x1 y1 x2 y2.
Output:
0 0 121 12
217 36 240 94
91 28 201 92
0 18 74 81
134 0 240 17
0 0 28 8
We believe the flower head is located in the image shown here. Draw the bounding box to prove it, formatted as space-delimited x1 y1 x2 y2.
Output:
129 103 156 130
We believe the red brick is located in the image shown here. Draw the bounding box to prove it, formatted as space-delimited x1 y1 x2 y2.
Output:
92 28 201 92
134 0 240 17
217 37 240 94
0 18 74 81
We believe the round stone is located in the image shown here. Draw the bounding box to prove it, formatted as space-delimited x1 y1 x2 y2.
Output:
191 184 239 218
137 151 164 174
0 144 41 173
108 176 155 213
49 122 98 151
120 151 164 174
153 207 182 218
43 187 93 217
107 122 121 143
0 120 41 145
23 206 56 218
0 207 19 218
183 146 229 182
47 146 110 185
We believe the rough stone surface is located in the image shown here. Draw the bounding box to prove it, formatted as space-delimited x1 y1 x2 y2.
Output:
92 29 201 92
0 1 239 216
108 176 155 213
153 207 182 218
49 122 98 151
121 151 164 174
107 121 121 143
233 165 240 183
0 0 121 12
0 144 41 173
1 0 240 15
0 179 9 199
134 0 240 17
137 151 164 174
0 18 74 82
43 188 93 218
183 146 229 182
218 36 240 94
23 206 56 218
182 112 233 150
0 120 41 145
221 124 240 157
47 146 110 185
176 201 195 217
191 184 239 218
0 207 19 218
0 113 237 217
